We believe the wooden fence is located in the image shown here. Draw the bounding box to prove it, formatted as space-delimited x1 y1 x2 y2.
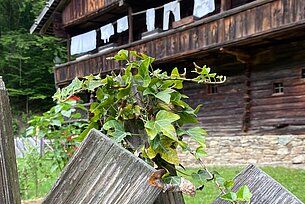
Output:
0 76 21 204
213 164 303 204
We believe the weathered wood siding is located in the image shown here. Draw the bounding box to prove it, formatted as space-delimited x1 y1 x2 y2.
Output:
185 74 246 136
0 77 21 204
62 0 119 25
213 164 303 204
55 0 305 86
251 63 305 133
43 128 161 204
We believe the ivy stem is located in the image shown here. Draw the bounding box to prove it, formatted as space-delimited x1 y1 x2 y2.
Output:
190 152 226 194
160 76 226 84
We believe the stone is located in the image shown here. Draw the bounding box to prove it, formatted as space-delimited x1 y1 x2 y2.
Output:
278 135 293 145
277 147 289 155
234 147 245 153
292 155 304 164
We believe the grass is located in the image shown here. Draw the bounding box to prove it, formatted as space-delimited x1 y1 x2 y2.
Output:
17 157 59 200
17 158 305 203
182 166 305 204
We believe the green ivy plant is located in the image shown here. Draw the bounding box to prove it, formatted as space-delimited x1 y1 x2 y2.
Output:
28 49 251 202
53 50 226 166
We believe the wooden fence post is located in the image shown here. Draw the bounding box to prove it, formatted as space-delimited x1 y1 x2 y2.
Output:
212 164 303 204
0 76 21 204
43 129 161 204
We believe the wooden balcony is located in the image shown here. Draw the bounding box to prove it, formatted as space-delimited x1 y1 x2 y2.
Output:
54 0 305 86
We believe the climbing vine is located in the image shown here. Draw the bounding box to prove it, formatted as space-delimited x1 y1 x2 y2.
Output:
28 50 251 203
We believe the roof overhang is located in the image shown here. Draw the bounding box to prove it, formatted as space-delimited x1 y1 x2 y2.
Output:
30 0 68 35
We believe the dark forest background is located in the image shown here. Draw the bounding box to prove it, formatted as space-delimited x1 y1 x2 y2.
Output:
0 0 65 113
0 0 65 132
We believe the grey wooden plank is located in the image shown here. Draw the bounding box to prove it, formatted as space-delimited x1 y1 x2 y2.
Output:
0 76 21 204
43 128 161 204
213 164 303 204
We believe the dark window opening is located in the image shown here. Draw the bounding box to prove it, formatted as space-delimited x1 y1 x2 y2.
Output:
302 69 305 78
208 84 218 94
273 82 284 94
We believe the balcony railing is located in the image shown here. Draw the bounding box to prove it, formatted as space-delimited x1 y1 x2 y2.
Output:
54 0 305 86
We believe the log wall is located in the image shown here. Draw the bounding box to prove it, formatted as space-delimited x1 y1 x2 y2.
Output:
250 61 305 133
185 73 247 136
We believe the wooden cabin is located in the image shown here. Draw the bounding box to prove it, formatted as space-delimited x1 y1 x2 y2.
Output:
31 0 305 166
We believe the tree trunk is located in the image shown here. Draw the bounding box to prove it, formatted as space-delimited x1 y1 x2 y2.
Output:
0 76 21 204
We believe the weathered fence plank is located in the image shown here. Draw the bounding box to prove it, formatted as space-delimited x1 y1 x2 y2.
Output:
0 76 21 204
213 164 303 204
43 128 161 204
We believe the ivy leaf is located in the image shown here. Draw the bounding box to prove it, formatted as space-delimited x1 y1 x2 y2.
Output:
103 120 131 143
135 58 152 87
53 88 62 101
178 141 189 151
147 136 180 165
113 49 128 60
220 192 237 202
236 185 252 202
72 112 81 119
54 104 62 113
130 51 143 59
155 89 174 104
143 87 155 96
194 146 207 159
170 67 180 78
145 110 180 140
65 77 83 94
164 176 181 185
224 180 234 191
50 119 61 127
170 68 183 89
191 169 211 183
177 112 198 126
117 82 131 100
178 127 207 147
61 109 72 118
87 78 102 91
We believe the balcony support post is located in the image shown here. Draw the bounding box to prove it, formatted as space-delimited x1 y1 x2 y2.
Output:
67 34 71 62
221 0 231 12
128 6 133 43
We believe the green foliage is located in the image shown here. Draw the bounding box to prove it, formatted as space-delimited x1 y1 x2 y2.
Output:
0 31 66 112
50 49 246 200
53 50 225 166
0 0 46 31
0 0 65 113
26 100 87 170
221 185 252 203
17 153 59 200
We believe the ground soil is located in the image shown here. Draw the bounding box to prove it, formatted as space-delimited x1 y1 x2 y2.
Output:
21 198 43 204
